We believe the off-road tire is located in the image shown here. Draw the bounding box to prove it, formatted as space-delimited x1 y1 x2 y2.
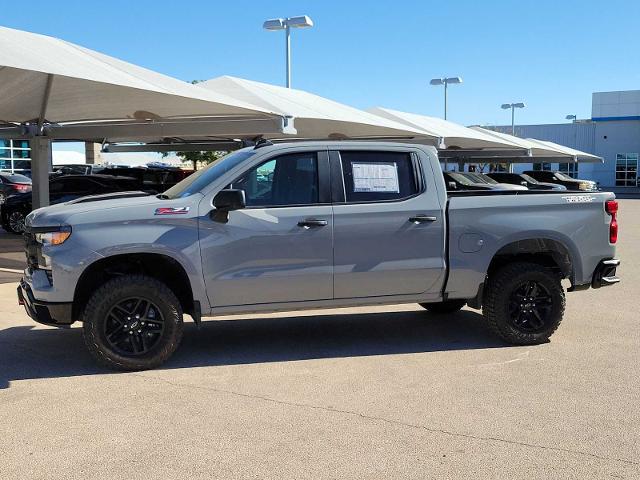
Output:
419 299 467 314
483 262 565 345
82 275 184 371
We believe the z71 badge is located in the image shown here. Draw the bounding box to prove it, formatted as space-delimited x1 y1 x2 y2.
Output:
562 195 596 203
155 207 190 215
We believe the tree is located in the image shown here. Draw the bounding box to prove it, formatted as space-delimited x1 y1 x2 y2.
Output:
173 150 226 170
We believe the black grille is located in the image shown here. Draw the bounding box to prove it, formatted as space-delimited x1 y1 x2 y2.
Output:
23 231 39 270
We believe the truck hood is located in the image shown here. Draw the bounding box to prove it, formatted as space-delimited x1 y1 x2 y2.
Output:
26 192 199 229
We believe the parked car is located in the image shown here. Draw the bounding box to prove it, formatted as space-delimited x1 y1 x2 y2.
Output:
486 172 567 190
0 173 32 203
444 172 494 191
18 142 620 370
523 170 598 191
93 166 194 192
461 172 528 190
1 174 142 234
51 164 98 176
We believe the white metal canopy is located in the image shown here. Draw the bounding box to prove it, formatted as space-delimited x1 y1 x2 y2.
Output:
523 138 603 163
198 76 433 141
368 107 526 152
0 26 283 126
470 127 603 163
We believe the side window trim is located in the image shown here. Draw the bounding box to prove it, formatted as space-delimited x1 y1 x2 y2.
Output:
331 150 425 205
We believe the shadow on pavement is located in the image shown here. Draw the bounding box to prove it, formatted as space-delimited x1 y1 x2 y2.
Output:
0 308 508 389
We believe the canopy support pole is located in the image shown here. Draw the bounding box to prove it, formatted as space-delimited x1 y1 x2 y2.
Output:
31 136 51 209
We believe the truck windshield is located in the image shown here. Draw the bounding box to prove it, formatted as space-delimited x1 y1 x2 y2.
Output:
161 149 255 199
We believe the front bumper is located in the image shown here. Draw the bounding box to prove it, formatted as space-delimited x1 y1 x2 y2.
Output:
591 258 621 289
17 279 74 327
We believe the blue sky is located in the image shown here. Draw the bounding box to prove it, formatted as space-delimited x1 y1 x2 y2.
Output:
3 0 639 129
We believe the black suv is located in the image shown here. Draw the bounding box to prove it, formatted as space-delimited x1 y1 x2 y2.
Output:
1 174 141 234
523 170 598 191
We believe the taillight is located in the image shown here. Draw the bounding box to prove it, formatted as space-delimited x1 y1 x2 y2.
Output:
13 183 31 193
605 200 618 244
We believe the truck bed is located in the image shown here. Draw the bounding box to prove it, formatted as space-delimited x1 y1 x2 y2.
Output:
444 191 616 299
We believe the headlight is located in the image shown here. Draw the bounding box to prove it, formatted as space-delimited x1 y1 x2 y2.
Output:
35 228 72 246
578 182 592 191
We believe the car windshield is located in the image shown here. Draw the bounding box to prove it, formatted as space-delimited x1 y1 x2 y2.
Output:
3 174 32 184
554 172 574 181
520 174 539 183
447 172 474 186
468 173 497 184
162 149 255 199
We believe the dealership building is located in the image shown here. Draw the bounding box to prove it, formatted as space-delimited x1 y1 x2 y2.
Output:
489 90 640 188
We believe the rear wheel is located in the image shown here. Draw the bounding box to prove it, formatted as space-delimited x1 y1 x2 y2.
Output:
419 299 466 314
82 275 184 371
483 262 565 345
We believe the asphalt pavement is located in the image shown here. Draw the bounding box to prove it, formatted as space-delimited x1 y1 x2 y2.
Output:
0 200 638 479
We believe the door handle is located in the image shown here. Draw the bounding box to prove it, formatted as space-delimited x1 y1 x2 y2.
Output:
409 215 437 224
298 218 328 228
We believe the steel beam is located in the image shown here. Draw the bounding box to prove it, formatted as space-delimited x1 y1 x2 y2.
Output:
31 136 51 208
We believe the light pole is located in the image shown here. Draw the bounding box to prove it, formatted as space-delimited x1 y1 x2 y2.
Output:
501 102 525 172
263 15 314 88
501 102 526 135
430 77 462 120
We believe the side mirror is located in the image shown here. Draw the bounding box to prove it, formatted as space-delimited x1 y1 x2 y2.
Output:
448 181 457 190
521 181 528 186
211 189 246 223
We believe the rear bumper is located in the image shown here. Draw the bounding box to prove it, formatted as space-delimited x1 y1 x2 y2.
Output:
591 258 621 289
17 279 74 327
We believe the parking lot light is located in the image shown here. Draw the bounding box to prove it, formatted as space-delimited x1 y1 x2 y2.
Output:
430 76 463 120
263 15 314 88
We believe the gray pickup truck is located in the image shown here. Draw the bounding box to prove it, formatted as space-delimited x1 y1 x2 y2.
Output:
18 142 621 370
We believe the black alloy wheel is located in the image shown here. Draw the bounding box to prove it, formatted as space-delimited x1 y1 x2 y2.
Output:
104 297 166 356
483 262 565 345
83 275 184 370
8 210 26 234
508 280 553 333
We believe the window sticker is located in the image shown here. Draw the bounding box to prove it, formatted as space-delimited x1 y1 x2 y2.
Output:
351 162 400 193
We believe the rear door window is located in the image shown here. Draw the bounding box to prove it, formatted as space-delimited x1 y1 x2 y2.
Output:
339 151 419 203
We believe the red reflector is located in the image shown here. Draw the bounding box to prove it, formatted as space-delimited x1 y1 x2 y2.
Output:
605 200 619 243
610 220 618 244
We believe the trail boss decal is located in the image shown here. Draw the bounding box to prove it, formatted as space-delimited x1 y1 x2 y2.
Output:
562 195 596 203
154 207 190 215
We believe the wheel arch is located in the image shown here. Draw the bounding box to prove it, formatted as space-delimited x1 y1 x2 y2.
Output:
73 253 198 323
467 237 576 310
487 237 575 280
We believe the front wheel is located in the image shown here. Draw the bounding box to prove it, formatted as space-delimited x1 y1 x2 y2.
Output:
82 275 184 370
483 262 565 345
